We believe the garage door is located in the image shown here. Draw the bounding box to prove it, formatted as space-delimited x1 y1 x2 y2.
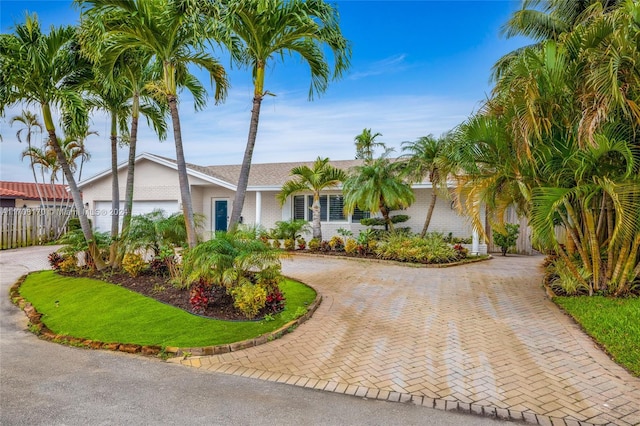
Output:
93 200 180 233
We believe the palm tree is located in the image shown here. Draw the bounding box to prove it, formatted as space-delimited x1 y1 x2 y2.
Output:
221 0 352 230
343 151 415 231
354 128 385 161
10 110 46 206
77 0 229 248
400 135 450 237
451 0 640 295
85 79 130 253
0 15 106 270
77 17 168 241
277 157 346 241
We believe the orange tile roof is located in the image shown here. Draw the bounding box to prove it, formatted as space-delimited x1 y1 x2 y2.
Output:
0 181 70 201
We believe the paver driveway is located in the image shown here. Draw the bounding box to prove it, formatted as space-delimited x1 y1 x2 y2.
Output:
176 255 640 425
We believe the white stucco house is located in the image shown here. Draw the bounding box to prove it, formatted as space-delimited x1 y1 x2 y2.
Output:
78 153 486 253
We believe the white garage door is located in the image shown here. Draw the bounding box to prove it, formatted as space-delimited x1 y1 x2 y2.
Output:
93 200 180 232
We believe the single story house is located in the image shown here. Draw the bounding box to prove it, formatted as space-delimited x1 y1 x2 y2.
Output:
0 181 71 208
78 153 486 253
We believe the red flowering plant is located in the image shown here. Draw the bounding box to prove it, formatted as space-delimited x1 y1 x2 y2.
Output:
189 279 211 314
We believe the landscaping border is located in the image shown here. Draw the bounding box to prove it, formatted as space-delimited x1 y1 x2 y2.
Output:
8 273 322 359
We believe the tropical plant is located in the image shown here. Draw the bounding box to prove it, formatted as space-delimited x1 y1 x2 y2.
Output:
221 0 352 230
77 16 168 253
277 157 346 240
84 73 131 264
77 0 229 248
271 219 311 241
0 15 106 269
448 0 640 296
401 134 451 237
57 228 111 271
354 128 385 161
121 209 203 257
180 230 283 290
374 233 458 264
493 223 520 256
343 151 415 231
10 110 46 206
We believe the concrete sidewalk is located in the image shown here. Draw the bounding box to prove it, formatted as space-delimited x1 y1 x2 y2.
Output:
175 255 640 426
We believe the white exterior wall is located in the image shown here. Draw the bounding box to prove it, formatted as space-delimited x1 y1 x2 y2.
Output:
402 189 475 239
79 158 480 247
81 159 210 230
270 188 475 241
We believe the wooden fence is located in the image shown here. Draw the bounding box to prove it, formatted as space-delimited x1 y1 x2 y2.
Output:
1 207 75 250
486 207 535 255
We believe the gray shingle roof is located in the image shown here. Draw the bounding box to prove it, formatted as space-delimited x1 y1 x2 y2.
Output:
154 155 366 187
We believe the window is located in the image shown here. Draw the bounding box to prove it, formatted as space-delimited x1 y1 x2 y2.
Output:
293 195 306 220
351 206 371 223
291 194 348 223
329 195 345 222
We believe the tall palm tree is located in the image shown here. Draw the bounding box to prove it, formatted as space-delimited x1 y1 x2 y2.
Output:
0 15 106 270
400 135 450 237
220 0 352 230
10 110 46 206
354 128 385 161
77 17 168 241
77 0 229 248
86 79 130 252
343 151 415 231
277 157 346 240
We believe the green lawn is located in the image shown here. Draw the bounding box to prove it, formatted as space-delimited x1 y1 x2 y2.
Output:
19 271 316 348
554 296 640 377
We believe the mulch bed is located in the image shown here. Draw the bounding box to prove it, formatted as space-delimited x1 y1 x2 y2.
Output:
63 270 251 321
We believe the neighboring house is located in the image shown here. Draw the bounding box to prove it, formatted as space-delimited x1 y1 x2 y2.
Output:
78 153 486 253
0 181 70 208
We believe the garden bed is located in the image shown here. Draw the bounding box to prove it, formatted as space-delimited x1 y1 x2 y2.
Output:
64 270 256 321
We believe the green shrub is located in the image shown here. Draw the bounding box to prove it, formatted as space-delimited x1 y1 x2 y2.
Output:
271 219 310 241
231 283 268 319
284 238 295 250
344 238 358 254
308 238 320 251
546 257 591 296
122 253 147 277
271 239 281 249
296 237 306 250
493 223 520 256
374 233 457 263
58 256 78 273
329 235 344 251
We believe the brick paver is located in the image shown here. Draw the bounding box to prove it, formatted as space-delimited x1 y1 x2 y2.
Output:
4 247 639 424
174 255 640 425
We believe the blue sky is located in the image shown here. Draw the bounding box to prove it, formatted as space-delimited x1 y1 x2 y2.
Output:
0 0 530 182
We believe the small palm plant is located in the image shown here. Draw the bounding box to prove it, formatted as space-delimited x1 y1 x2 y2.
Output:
180 230 285 318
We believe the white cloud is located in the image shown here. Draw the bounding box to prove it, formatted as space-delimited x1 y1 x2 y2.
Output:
1 87 477 182
348 54 409 80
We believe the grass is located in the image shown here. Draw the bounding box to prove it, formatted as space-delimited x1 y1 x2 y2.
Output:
19 271 316 348
554 296 640 377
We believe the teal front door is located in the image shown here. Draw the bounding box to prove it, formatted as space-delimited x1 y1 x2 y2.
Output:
214 200 228 232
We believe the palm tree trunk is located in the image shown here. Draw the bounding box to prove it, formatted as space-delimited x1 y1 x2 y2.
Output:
42 104 106 271
420 190 437 238
122 98 140 236
312 193 322 240
109 113 120 265
380 203 393 231
168 94 197 248
115 100 140 268
230 94 263 230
